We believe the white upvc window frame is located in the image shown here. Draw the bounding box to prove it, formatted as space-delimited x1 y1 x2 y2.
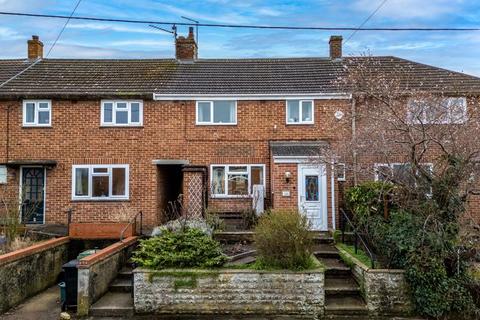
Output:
286 99 315 124
100 100 143 126
336 163 346 181
72 164 129 201
374 162 433 185
195 100 237 125
407 97 467 125
22 100 52 127
210 164 266 198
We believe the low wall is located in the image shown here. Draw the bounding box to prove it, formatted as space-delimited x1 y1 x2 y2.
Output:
0 237 70 314
134 268 325 318
77 236 138 316
337 246 413 316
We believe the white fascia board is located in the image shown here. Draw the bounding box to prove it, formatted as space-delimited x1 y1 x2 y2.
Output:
273 156 323 164
153 93 352 101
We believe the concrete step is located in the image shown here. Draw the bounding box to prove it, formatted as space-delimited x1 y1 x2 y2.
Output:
89 292 133 317
321 257 351 277
117 267 133 280
325 277 361 296
312 235 335 245
325 295 368 315
109 278 133 293
313 244 340 258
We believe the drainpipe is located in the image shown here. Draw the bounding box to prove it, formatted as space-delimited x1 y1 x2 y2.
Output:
351 97 358 186
330 161 336 230
5 104 12 163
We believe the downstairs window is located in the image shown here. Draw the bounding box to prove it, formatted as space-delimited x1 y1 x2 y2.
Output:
72 165 129 200
211 164 265 197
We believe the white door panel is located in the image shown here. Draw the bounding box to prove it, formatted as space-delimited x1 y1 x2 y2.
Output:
298 165 327 231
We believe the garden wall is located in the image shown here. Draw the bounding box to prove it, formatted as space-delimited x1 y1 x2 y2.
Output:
134 268 324 318
77 236 138 316
0 237 70 314
337 246 413 316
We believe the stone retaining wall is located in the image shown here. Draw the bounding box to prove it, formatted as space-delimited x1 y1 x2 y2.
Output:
337 246 413 316
134 268 325 318
77 236 138 316
0 237 70 314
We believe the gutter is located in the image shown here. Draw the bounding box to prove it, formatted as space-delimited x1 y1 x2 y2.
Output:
153 93 353 101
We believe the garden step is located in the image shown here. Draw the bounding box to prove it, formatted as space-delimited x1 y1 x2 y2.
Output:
109 278 133 293
214 231 254 243
117 267 133 280
325 277 360 296
325 295 368 315
321 258 351 277
313 244 340 258
225 255 256 266
89 292 133 317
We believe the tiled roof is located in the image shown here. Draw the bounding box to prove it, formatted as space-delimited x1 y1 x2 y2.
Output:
270 141 329 157
0 56 479 99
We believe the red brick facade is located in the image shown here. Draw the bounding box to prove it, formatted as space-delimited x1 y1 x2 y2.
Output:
0 96 478 230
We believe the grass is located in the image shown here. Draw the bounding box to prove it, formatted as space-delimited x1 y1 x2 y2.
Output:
336 242 376 268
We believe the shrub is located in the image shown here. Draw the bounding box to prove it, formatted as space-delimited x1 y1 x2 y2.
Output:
132 228 228 269
254 209 314 270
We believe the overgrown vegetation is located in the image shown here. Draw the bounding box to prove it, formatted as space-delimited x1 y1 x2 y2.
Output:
132 228 228 269
346 179 479 319
336 243 375 268
254 209 315 270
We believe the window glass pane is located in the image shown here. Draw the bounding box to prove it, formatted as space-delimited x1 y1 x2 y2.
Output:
376 165 391 181
93 167 108 173
229 166 248 173
287 100 300 123
198 102 211 122
38 111 50 124
250 166 263 193
104 103 113 123
228 174 248 195
213 101 235 123
117 102 127 109
112 168 126 196
38 102 49 109
212 166 225 194
392 164 415 187
131 103 140 123
302 101 313 122
26 103 35 123
407 100 425 123
0 165 6 184
75 168 89 196
305 175 319 201
92 175 109 197
448 98 467 123
116 110 128 124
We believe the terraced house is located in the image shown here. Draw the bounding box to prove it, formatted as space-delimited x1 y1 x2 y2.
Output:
1 29 479 233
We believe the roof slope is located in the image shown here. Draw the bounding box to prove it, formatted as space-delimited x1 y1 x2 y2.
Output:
0 56 479 99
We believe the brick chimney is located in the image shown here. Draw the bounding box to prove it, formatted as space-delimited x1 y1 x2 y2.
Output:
28 35 44 60
175 27 197 60
329 35 342 60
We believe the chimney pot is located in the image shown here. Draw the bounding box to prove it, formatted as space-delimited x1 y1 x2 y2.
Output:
329 35 343 60
28 35 44 60
175 28 197 61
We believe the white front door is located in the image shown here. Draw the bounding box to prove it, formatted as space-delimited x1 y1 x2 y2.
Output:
298 165 327 231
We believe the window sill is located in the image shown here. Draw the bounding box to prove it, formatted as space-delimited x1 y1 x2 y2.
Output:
71 198 130 202
100 125 144 128
195 123 237 126
210 195 254 199
285 123 315 126
22 125 53 128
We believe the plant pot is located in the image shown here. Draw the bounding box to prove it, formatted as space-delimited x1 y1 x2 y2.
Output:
69 222 135 239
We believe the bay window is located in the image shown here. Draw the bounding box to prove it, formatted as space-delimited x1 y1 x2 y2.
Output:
72 165 129 200
211 164 265 197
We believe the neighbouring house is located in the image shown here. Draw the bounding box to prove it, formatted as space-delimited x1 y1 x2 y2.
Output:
0 29 479 233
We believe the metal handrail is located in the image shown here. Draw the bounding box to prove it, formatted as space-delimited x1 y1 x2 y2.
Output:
120 211 143 241
339 208 376 268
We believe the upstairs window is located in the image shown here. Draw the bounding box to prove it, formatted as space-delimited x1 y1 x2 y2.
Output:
196 101 237 125
0 165 6 184
211 164 265 197
286 100 314 124
23 100 51 126
407 97 467 124
101 100 143 126
72 165 129 200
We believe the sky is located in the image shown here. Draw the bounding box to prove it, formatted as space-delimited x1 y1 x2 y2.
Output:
1 0 480 75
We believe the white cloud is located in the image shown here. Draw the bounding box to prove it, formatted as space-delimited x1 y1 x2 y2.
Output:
353 0 465 20
67 23 171 35
383 42 445 50
0 27 22 40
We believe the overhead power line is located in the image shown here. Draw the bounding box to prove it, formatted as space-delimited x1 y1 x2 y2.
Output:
345 0 388 44
46 0 83 57
1 11 480 32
